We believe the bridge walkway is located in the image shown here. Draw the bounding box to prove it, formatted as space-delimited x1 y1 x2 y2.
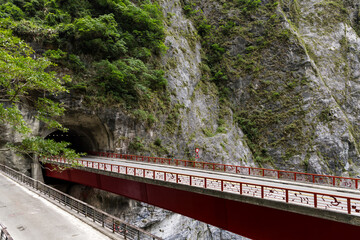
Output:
0 172 114 240
82 156 360 206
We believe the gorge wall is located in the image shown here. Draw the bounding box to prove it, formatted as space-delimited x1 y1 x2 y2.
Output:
1 0 360 239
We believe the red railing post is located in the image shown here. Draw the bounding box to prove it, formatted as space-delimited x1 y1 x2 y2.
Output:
333 177 335 186
176 174 178 184
314 193 317 208
111 165 113 172
285 189 289 203
224 165 226 172
356 179 359 190
153 170 155 179
277 171 280 179
189 176 192 186
248 167 251 175
204 178 207 188
221 180 223 192
313 175 315 183
261 186 264 198
164 172 167 181
262 169 265 177
240 182 242 195
348 198 351 214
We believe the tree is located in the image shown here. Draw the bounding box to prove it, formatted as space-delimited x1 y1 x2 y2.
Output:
0 25 82 166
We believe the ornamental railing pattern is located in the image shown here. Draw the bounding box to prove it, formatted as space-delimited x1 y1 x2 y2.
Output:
89 151 360 190
46 158 360 216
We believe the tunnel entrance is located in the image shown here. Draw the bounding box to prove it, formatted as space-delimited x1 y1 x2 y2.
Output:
45 129 94 153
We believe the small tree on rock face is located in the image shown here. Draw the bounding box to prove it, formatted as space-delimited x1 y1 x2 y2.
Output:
0 25 82 166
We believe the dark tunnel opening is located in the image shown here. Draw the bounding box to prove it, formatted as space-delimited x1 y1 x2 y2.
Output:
45 129 94 154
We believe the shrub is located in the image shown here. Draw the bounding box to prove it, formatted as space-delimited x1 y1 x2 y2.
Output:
94 58 166 105
0 2 24 20
154 138 162 146
129 137 144 151
237 0 261 12
44 49 67 60
61 14 128 58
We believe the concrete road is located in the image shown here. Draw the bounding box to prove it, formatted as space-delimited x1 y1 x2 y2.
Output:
0 172 111 240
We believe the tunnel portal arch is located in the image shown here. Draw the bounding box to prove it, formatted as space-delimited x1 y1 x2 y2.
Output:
45 129 96 153
41 113 114 154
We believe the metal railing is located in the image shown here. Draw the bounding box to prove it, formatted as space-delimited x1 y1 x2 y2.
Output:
0 164 161 240
89 151 360 190
46 158 360 217
0 224 13 240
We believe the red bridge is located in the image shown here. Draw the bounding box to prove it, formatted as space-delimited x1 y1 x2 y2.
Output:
43 153 360 240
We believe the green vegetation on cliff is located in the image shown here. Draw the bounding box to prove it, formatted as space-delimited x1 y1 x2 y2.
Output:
182 0 311 167
0 27 81 162
0 0 168 111
0 0 170 161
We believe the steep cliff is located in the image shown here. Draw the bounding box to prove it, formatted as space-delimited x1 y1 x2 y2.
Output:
1 0 360 239
278 0 360 175
175 0 360 176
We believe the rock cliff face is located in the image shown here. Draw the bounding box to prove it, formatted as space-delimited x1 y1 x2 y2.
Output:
2 0 360 239
277 0 360 175
170 0 360 177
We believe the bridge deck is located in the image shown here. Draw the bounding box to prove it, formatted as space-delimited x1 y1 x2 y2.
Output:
83 156 360 200
90 151 360 190
49 155 360 217
45 156 360 239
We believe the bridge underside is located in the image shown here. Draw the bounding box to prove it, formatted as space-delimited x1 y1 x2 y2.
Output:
44 165 360 240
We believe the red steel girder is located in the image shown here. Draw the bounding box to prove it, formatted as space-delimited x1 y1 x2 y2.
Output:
44 165 360 240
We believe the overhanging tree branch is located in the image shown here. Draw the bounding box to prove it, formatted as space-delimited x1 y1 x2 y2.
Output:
0 26 82 165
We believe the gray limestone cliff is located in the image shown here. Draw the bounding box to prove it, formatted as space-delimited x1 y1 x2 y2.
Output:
1 0 360 239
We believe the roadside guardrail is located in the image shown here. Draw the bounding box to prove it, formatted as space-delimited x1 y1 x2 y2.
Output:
0 164 161 240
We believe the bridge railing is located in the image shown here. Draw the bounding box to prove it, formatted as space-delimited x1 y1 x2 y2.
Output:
46 158 360 217
89 151 360 190
0 224 13 240
0 164 161 240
